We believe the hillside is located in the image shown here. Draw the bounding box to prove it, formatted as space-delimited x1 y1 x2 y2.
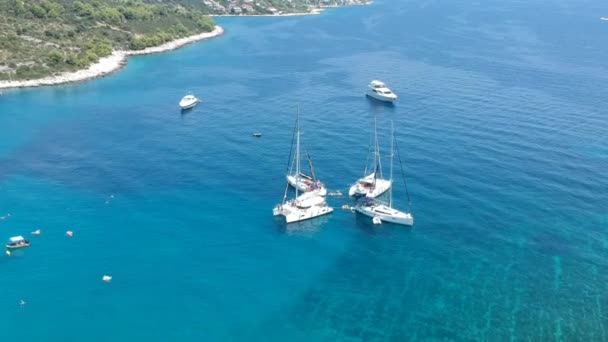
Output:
0 0 369 81
0 0 216 81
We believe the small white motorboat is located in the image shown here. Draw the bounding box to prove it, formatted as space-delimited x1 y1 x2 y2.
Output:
179 94 199 110
366 80 397 102
6 236 30 250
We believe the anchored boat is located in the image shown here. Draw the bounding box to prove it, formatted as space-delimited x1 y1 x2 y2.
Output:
349 116 392 198
6 236 30 250
273 109 333 224
355 122 414 226
179 94 199 110
366 80 398 102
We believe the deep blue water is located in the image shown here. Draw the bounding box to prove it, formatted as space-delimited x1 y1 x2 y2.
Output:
1 0 608 340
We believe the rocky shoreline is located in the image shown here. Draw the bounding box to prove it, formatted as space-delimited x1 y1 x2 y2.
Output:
0 26 224 90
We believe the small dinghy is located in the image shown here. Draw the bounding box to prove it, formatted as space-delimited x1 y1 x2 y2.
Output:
6 236 30 250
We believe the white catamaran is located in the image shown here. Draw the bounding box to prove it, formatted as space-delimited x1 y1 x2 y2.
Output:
274 111 333 224
349 116 392 198
355 123 414 226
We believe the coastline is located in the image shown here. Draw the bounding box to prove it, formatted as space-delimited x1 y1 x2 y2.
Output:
210 2 372 17
0 26 224 90
210 8 323 17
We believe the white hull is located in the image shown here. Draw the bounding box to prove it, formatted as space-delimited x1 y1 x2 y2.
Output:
295 190 327 208
348 173 392 198
366 81 397 102
273 201 334 223
179 95 199 109
180 103 198 109
287 175 327 196
274 110 333 224
356 203 414 226
180 101 198 109
366 90 397 102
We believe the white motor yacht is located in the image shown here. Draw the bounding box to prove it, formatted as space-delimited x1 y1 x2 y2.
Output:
366 80 397 102
179 94 199 110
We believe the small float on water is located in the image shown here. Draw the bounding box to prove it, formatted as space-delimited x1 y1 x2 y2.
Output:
6 236 30 250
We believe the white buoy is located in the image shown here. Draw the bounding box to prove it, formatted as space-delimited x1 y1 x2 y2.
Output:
31 229 41 235
373 216 382 225
19 299 26 306
5 250 11 256
102 275 112 283
66 230 74 237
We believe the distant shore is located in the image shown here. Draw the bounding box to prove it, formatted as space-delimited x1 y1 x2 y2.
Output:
210 2 371 17
0 26 224 90
210 8 323 17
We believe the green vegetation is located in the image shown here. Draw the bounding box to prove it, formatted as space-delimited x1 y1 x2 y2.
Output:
0 0 366 81
0 0 216 80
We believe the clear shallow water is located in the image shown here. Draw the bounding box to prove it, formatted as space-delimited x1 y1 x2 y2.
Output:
1 0 608 340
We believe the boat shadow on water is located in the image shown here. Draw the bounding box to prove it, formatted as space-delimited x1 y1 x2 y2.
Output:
274 214 330 236
180 107 196 116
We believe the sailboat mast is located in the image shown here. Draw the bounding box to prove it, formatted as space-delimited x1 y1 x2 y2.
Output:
389 121 394 207
295 108 300 198
373 115 382 185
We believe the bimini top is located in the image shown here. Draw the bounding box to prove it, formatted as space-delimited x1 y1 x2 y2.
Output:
9 236 25 242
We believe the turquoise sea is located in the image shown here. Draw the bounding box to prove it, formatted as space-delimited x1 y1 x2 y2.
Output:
1 0 608 340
